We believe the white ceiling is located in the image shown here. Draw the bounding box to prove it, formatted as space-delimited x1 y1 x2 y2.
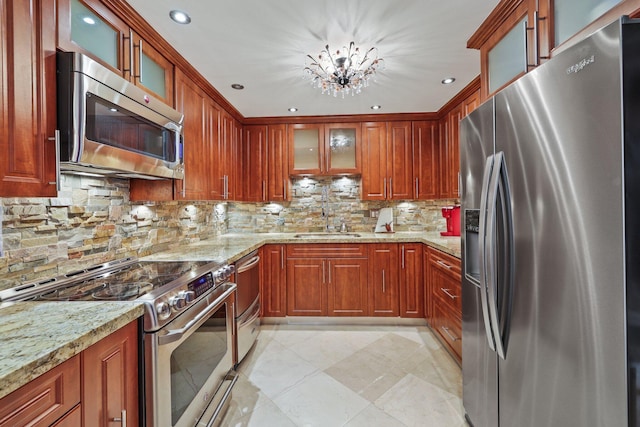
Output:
126 0 500 118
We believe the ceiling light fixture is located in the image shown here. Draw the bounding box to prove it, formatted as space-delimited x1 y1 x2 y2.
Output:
169 10 191 24
304 41 384 98
371 105 382 110
288 107 298 112
441 77 456 85
231 83 245 90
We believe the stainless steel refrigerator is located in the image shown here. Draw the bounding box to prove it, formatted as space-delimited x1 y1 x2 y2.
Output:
460 17 640 427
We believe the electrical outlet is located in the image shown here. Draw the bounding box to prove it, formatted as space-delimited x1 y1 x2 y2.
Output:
370 209 379 218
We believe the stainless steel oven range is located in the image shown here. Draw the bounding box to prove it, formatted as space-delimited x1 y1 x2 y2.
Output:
0 258 238 427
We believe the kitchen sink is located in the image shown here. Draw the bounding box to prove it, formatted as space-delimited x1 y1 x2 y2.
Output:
293 233 362 238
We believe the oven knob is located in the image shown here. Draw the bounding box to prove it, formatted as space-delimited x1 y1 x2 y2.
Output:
156 301 171 320
214 270 225 283
169 295 187 311
179 290 196 304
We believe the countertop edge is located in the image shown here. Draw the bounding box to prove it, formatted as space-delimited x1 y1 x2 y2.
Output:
0 302 144 400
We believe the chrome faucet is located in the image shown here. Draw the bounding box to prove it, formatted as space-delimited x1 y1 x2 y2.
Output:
321 185 330 232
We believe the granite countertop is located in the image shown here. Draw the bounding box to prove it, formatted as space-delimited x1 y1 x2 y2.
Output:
1 231 458 400
142 231 461 264
0 301 143 400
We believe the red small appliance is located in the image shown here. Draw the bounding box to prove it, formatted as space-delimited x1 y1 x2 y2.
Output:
440 205 461 236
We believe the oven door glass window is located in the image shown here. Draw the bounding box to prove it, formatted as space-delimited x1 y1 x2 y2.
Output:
170 303 228 425
85 93 176 161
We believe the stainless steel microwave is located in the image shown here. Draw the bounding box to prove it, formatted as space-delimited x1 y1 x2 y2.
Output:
56 51 184 180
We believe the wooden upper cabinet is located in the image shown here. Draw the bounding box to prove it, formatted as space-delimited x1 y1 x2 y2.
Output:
462 90 481 117
0 0 58 197
361 122 388 200
57 0 174 104
175 69 208 200
362 121 414 201
386 121 413 200
470 0 638 100
447 107 462 199
289 123 360 176
243 125 268 202
412 121 439 200
267 124 289 201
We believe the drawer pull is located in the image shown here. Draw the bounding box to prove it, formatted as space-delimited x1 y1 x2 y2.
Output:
111 410 127 427
440 288 458 299
436 260 452 269
440 326 460 342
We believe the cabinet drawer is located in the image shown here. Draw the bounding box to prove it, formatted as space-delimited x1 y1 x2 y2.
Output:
287 244 367 258
432 272 461 313
432 303 462 361
52 404 81 427
0 355 81 427
429 249 461 278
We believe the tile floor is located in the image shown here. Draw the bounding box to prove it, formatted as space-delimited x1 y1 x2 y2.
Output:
220 323 466 427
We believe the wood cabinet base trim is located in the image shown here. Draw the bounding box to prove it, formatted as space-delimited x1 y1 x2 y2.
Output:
261 316 428 326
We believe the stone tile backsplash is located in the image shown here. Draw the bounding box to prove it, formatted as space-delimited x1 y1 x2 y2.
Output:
227 176 457 234
0 174 457 291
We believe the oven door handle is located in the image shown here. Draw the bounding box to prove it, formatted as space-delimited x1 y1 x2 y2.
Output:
158 285 236 346
236 255 260 273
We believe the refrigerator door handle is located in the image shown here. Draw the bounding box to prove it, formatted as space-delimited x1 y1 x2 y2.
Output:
485 151 514 360
479 154 497 352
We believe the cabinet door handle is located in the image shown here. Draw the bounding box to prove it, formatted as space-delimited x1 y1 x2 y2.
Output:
389 178 393 198
402 246 405 269
328 261 332 283
47 130 61 192
440 326 460 342
138 39 143 81
322 260 326 283
262 180 266 201
111 409 127 427
436 260 452 270
382 269 386 293
126 30 134 77
181 172 186 198
283 179 286 199
383 178 387 199
280 246 284 270
440 288 458 299
415 177 419 199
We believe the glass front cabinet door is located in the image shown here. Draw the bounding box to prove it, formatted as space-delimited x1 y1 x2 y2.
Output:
58 0 174 105
289 123 361 176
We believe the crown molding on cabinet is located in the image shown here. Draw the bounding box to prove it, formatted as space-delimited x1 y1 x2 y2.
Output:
437 76 481 118
467 0 525 49
243 112 440 126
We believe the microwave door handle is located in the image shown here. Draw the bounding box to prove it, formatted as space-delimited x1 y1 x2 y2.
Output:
479 154 497 352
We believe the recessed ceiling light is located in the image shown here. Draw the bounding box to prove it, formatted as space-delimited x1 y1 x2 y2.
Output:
442 77 456 85
371 105 382 110
169 10 191 24
231 84 245 90
288 107 298 112
82 16 96 25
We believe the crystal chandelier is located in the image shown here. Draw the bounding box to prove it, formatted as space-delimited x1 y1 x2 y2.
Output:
304 41 384 98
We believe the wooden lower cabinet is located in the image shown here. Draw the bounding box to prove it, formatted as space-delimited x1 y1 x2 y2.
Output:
286 257 326 316
82 320 139 427
0 355 80 427
261 244 287 317
399 243 423 318
327 258 369 316
368 244 399 316
286 244 368 316
0 319 139 427
427 247 462 362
